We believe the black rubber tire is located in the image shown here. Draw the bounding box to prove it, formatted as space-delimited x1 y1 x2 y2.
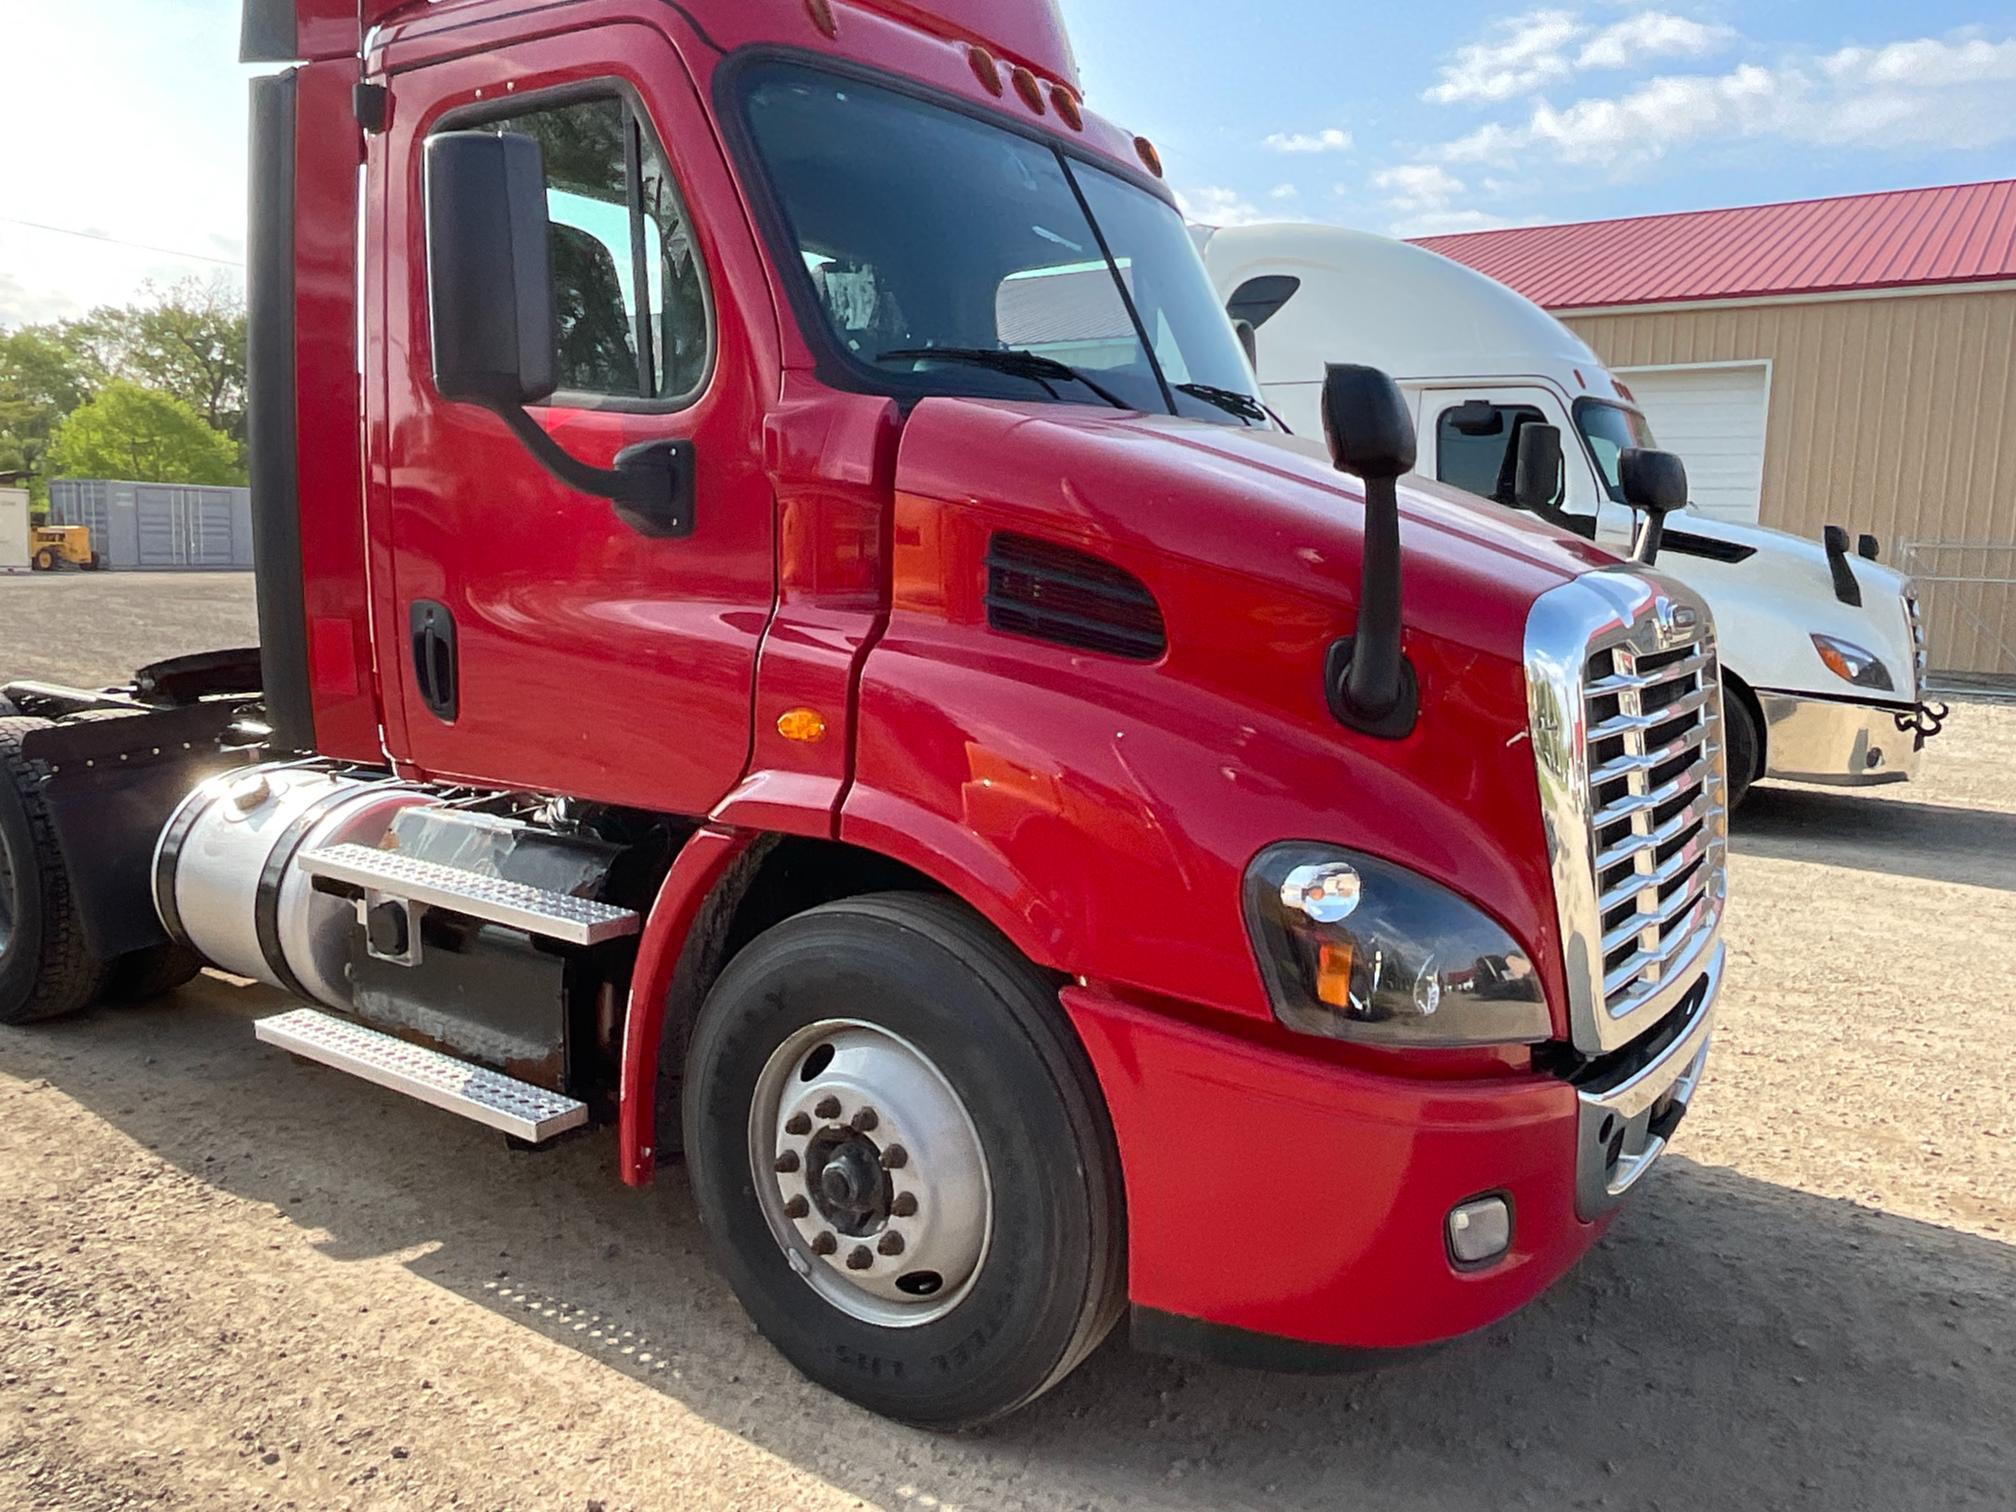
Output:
31 549 56 573
683 893 1126 1428
0 717 113 1024
1722 682 1761 810
106 941 204 1003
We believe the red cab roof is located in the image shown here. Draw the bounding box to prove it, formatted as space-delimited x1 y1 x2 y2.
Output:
1412 179 2016 311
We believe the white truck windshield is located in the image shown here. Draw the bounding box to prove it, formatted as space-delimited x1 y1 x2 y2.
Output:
741 62 1268 427
1575 398 1659 503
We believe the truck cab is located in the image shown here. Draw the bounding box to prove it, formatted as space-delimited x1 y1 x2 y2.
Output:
1204 222 1944 805
0 0 1726 1426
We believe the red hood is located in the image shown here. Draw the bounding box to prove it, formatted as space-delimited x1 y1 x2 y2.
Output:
895 399 1616 663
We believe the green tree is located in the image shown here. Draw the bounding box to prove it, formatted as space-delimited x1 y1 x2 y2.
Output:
0 324 101 501
44 380 243 486
72 276 248 443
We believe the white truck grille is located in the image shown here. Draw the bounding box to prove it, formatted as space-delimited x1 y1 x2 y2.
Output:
1527 571 1730 1056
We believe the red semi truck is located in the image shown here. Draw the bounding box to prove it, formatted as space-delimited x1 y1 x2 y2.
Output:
0 0 1729 1425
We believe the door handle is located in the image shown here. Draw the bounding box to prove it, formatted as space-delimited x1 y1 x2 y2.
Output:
408 600 459 724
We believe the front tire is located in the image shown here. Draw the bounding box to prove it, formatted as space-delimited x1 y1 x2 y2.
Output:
31 549 56 573
683 894 1125 1427
1722 682 1761 810
0 718 112 1023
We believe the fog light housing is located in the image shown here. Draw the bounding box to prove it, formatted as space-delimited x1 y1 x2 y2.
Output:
1447 1195 1513 1267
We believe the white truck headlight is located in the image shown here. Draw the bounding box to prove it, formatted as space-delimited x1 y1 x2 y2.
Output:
1811 633 1895 692
1245 844 1551 1048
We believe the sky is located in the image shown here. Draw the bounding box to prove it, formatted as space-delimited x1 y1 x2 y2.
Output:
1 1 2013 325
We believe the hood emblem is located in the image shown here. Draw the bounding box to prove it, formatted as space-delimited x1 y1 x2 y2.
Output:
1652 597 1699 646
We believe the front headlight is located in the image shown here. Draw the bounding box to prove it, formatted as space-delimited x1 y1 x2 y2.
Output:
1244 844 1551 1048
1811 633 1895 691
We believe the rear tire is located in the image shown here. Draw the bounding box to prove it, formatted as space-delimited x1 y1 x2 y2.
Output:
0 717 112 1024
683 894 1125 1427
1722 682 1761 810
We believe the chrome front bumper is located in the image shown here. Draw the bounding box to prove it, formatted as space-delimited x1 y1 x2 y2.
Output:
1759 691 1924 786
1574 942 1722 1221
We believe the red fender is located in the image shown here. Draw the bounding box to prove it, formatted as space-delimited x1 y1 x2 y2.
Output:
618 825 762 1186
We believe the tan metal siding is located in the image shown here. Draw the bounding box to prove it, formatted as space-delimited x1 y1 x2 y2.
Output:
1566 289 2016 679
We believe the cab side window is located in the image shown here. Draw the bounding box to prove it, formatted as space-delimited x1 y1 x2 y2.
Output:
476 94 710 405
1436 401 1560 509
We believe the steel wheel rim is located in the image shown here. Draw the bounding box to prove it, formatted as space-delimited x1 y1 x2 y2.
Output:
749 1019 993 1329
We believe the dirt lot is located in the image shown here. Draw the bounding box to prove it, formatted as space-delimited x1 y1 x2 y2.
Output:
1 573 2012 1510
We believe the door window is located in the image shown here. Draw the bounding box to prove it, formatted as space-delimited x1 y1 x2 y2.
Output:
1435 401 1561 509
471 93 710 406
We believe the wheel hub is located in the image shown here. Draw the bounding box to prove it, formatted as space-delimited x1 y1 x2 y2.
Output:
750 1021 992 1328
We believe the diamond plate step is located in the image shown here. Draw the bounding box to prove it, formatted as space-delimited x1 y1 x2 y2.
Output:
298 843 641 946
255 1009 589 1142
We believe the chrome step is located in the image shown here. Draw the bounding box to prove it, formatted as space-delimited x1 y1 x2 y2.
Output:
298 843 641 946
255 1008 589 1142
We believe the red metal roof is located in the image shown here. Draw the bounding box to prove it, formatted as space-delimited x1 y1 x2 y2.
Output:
1411 180 2016 311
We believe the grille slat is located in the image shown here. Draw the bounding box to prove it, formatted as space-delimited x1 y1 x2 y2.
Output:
985 533 1167 661
1581 620 1727 1024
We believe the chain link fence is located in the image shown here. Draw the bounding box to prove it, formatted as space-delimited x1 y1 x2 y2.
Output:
1896 541 2016 700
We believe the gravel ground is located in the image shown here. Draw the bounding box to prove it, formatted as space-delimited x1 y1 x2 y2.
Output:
1 573 2012 1510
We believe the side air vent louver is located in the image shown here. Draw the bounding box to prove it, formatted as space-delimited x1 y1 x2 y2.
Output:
985 533 1167 661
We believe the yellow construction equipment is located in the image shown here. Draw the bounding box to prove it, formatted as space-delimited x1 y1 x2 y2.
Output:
30 525 101 573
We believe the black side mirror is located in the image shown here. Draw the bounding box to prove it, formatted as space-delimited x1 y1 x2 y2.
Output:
1446 399 1506 437
1320 364 1417 740
426 131 557 410
1620 447 1688 565
1512 423 1563 513
1233 318 1259 371
423 131 695 538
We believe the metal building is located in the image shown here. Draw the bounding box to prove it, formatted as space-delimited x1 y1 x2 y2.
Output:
1417 179 2016 689
46 480 256 571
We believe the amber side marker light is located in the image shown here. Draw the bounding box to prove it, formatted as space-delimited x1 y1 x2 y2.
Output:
778 708 829 744
805 0 837 38
1135 136 1164 177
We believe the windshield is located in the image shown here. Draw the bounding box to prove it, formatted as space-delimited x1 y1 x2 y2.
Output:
740 62 1267 427
1575 398 1658 502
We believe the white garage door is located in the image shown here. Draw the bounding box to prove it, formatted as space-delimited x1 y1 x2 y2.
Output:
1617 363 1770 525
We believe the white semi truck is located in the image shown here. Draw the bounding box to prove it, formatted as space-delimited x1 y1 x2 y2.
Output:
1201 222 1945 805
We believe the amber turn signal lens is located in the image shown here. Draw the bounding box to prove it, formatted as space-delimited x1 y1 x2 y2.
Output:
1316 941 1356 1010
777 708 828 744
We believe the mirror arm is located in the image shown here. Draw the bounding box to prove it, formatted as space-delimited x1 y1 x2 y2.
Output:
1632 507 1670 566
492 405 697 540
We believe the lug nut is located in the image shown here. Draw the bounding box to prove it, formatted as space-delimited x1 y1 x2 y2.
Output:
891 1192 918 1218
851 1107 879 1133
812 1232 838 1257
785 1113 811 1137
878 1232 905 1257
784 1195 809 1220
815 1096 842 1120
846 1246 874 1271
883 1144 909 1170
775 1151 801 1174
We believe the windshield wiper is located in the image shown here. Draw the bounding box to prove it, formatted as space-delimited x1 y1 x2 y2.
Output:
877 347 1132 412
1175 381 1269 426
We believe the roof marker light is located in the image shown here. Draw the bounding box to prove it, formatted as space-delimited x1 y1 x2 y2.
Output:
1135 136 1164 178
968 45 1005 96
1012 66 1047 114
1051 85 1084 131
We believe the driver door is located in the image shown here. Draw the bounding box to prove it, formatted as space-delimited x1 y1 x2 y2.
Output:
364 23 778 815
1419 384 1609 540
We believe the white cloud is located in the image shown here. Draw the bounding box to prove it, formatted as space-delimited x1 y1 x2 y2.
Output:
1178 185 1269 227
1264 127 1354 154
1269 183 1302 200
1426 9 1585 104
1427 31 2016 171
1375 164 1469 212
1577 13 1733 71
1425 9 1737 106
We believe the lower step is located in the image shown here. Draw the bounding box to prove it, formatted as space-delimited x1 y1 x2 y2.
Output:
255 1008 589 1143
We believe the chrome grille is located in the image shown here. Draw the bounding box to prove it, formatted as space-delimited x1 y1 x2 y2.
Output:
1526 571 1730 1055
1905 588 1929 697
